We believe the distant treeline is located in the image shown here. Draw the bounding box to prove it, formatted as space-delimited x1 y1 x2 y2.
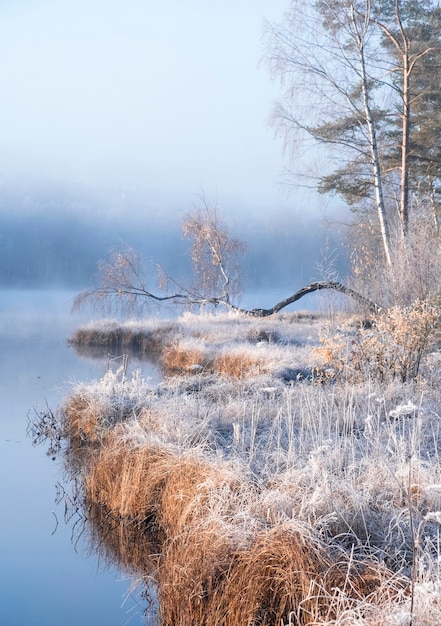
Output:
0 180 346 291
0 211 187 288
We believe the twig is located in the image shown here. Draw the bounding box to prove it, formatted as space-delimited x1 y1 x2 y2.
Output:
51 511 59 536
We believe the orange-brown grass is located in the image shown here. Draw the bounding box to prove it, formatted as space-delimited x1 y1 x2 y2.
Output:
87 501 158 577
70 322 178 360
84 434 250 535
62 393 108 445
162 344 266 378
212 351 265 378
315 300 440 383
208 523 333 626
217 524 395 626
56 307 441 621
61 385 138 448
81 431 402 625
163 344 269 378
70 310 325 380
156 520 398 626
85 439 170 523
161 345 209 374
157 517 247 626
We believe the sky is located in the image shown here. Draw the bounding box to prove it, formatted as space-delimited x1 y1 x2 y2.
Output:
0 0 318 220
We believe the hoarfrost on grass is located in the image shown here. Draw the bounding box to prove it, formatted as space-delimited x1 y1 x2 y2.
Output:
388 402 419 420
60 310 441 622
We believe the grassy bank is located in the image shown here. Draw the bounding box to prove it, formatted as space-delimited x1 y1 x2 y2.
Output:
69 310 325 379
43 310 441 624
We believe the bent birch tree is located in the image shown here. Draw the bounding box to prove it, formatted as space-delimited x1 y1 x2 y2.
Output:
73 205 379 317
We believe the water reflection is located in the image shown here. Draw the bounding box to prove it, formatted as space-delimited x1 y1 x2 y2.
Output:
29 402 161 625
70 340 163 381
0 290 153 626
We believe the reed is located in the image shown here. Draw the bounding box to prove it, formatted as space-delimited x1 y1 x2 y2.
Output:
161 344 209 374
69 311 323 379
46 307 441 623
69 320 178 360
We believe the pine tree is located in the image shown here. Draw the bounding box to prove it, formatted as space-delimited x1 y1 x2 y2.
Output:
266 0 441 263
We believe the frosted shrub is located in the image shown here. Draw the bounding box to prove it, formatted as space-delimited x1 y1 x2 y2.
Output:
316 300 440 383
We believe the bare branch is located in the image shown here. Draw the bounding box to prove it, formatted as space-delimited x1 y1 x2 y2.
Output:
245 281 379 317
73 203 247 316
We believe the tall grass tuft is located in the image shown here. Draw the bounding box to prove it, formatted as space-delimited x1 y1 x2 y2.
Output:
40 307 441 623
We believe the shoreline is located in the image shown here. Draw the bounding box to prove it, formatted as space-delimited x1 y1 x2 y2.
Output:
34 308 441 624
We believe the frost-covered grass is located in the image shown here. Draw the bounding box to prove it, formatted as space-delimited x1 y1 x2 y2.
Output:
57 310 441 624
70 310 326 379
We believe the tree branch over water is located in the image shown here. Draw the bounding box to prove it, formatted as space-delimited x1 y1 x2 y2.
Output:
73 202 379 317
245 282 379 316
73 249 379 317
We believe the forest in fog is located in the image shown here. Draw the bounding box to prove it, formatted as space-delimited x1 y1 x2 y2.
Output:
0 178 342 293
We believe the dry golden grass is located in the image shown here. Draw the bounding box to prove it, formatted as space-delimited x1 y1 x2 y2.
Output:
62 393 107 444
162 343 268 378
83 435 397 625
87 501 158 577
61 383 139 447
69 310 324 381
70 321 178 361
316 300 441 383
161 345 209 374
161 498 401 624
85 439 170 522
214 523 334 625
80 429 404 625
84 434 250 533
49 307 441 623
157 517 245 625
212 351 266 378
219 524 399 626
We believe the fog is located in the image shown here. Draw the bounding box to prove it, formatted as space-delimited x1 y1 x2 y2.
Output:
0 6 352 624
0 1 350 300
0 178 348 309
0 0 290 209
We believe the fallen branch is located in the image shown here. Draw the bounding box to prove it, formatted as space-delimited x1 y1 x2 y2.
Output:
245 281 380 316
73 280 380 316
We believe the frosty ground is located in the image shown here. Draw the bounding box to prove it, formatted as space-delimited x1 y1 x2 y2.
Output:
42 309 441 625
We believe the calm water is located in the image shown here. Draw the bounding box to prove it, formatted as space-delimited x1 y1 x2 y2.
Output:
0 287 319 626
0 290 156 626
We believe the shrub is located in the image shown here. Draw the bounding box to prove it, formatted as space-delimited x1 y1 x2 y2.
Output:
315 299 440 383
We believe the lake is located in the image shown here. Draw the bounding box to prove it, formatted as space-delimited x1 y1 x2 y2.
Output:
0 290 157 626
0 286 322 626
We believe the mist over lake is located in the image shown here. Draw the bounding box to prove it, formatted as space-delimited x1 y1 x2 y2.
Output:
1 0 441 620
0 178 347 296
0 290 157 625
0 173 344 625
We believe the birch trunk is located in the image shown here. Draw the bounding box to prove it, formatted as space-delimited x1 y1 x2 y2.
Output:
352 4 393 266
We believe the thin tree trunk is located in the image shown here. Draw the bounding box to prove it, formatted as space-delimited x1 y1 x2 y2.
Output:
400 53 410 235
74 280 381 317
245 281 380 317
353 4 393 266
397 0 410 236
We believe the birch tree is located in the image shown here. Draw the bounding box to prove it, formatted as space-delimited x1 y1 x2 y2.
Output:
73 201 247 315
73 201 379 317
265 0 441 264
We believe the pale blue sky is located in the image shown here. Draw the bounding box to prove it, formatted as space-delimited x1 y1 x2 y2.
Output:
0 0 311 217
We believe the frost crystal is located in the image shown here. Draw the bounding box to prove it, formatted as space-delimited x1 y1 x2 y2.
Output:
424 511 441 524
388 402 418 420
387 611 411 626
